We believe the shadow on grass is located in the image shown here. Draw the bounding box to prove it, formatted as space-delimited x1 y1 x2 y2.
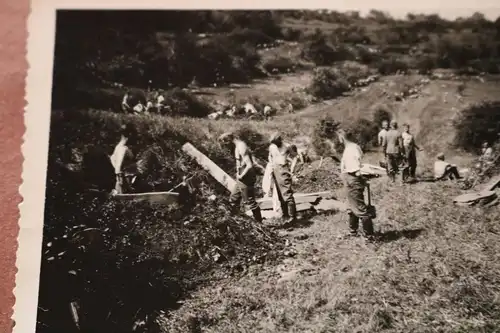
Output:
374 228 425 243
271 217 314 230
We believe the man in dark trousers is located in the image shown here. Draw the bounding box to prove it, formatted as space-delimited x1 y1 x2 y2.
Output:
335 128 375 238
218 132 263 223
383 120 403 183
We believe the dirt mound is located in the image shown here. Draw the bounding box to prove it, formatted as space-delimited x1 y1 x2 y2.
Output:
38 110 287 333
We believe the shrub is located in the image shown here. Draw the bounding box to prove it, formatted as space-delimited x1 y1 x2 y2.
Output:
373 107 392 126
312 117 341 157
163 89 213 118
282 27 303 41
416 56 437 74
307 68 351 100
262 56 297 74
301 29 338 66
376 57 410 75
344 118 379 150
453 101 500 152
228 27 274 46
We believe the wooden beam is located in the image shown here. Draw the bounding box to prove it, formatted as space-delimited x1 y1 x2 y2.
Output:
112 191 179 206
453 190 498 207
182 142 237 192
246 202 314 219
258 195 321 210
256 191 335 204
482 174 500 192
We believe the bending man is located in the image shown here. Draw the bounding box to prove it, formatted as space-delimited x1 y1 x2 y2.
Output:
219 132 263 223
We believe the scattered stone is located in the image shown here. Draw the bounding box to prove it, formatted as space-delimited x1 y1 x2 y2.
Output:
295 234 309 241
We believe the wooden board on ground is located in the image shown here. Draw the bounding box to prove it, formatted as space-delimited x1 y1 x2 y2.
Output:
256 191 335 204
482 174 500 192
182 142 237 192
453 190 498 207
258 195 321 210
314 198 349 212
246 202 314 219
112 191 179 206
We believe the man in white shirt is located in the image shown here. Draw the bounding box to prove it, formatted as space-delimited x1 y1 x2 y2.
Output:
434 153 461 181
219 132 262 223
336 129 375 238
378 120 389 147
269 132 298 224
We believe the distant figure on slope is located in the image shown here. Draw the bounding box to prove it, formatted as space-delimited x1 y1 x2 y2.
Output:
110 124 140 194
479 141 495 170
335 128 375 238
269 133 298 225
121 90 131 112
263 105 273 120
218 132 263 223
434 153 462 181
122 89 147 114
401 123 423 182
383 120 403 183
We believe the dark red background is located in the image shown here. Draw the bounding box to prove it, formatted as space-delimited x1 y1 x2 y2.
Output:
0 0 28 332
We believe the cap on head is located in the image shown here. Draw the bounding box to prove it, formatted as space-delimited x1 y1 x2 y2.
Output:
269 132 282 144
218 132 235 143
390 120 398 126
437 152 445 160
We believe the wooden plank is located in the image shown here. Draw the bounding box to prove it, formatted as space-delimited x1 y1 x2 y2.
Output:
314 199 349 212
258 195 321 210
256 191 335 204
112 191 179 206
482 174 500 192
182 142 237 192
246 202 314 219
453 191 497 206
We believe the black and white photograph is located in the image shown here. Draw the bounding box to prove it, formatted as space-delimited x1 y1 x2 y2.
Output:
17 2 500 333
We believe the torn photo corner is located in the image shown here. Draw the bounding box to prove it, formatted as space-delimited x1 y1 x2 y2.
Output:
15 1 500 333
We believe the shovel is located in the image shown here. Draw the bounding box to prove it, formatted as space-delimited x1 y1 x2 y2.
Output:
366 182 377 219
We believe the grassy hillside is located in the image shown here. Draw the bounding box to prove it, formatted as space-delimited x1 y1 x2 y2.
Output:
40 9 500 333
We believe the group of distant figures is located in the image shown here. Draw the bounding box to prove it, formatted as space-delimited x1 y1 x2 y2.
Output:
207 102 294 121
119 85 295 120
121 89 168 114
376 120 496 183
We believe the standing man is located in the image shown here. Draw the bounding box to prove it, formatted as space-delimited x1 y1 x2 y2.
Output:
218 132 263 223
384 120 403 182
269 133 298 224
401 123 423 182
378 120 389 162
336 129 375 238
110 124 139 194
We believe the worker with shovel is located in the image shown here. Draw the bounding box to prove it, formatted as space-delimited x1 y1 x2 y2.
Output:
218 132 263 223
335 128 376 239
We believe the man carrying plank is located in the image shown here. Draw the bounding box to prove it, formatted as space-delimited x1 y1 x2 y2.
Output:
334 128 375 238
219 132 263 223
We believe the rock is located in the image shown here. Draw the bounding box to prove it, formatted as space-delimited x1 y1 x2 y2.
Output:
295 234 309 241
